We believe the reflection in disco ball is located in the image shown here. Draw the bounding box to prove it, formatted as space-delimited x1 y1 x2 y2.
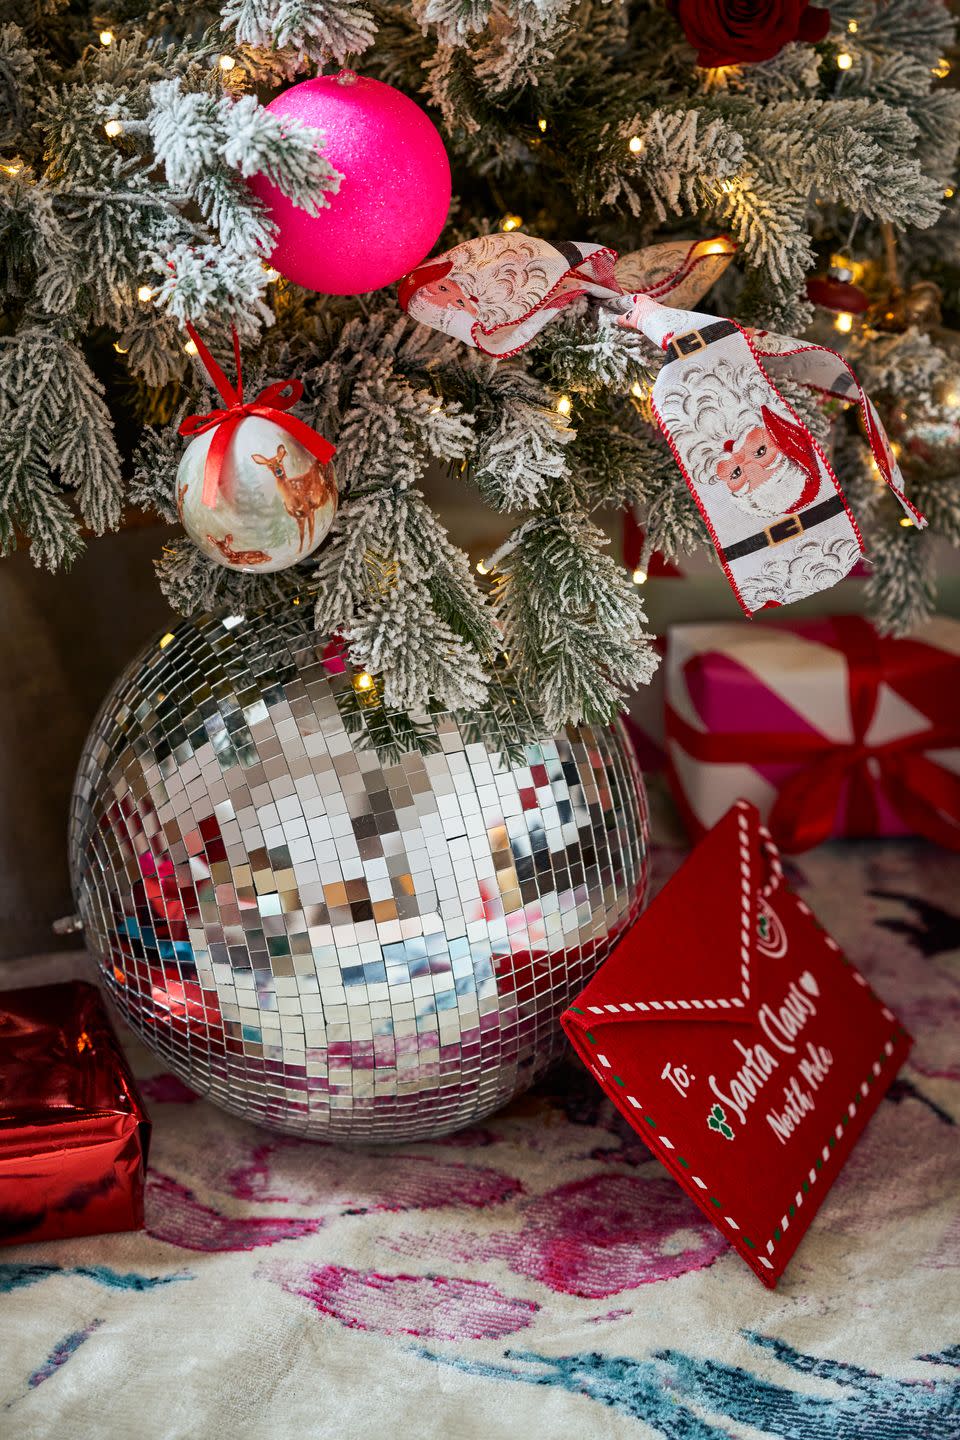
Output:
70 604 649 1141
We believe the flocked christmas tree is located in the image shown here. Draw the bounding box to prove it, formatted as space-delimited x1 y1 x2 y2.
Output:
2 0 959 730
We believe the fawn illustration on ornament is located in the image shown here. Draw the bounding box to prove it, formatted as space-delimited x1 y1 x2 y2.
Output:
251 444 337 549
207 534 272 566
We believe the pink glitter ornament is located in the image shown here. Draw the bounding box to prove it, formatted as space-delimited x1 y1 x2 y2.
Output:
248 72 451 296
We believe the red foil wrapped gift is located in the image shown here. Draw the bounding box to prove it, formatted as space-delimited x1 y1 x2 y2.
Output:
0 981 150 1246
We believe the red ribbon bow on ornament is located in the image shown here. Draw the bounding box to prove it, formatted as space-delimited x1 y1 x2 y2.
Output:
666 616 960 852
179 324 336 508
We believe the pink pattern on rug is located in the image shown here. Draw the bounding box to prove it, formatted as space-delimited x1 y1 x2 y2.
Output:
507 1174 727 1296
226 1144 522 1213
375 1174 726 1294
146 1173 323 1252
267 1262 539 1340
139 1073 201 1105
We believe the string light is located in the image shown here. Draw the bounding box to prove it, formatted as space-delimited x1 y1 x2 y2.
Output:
631 567 648 585
630 381 647 399
218 54 236 70
500 213 523 233
0 161 22 176
834 311 854 334
537 117 547 133
104 119 123 138
899 517 915 528
137 284 154 302
945 389 959 406
836 52 853 70
113 341 129 354
262 266 280 281
703 239 733 255
830 252 865 282
933 57 951 79
628 135 644 154
184 338 199 356
847 18 858 31
476 559 490 575
945 186 955 199
354 671 374 691
556 394 573 417
99 28 114 44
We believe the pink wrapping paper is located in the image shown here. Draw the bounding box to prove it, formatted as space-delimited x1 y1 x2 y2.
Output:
664 615 960 850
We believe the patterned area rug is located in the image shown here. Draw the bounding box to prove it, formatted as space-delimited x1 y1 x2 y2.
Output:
2 836 958 1440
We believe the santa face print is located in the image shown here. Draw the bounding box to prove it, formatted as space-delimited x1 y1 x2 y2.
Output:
419 275 478 315
716 424 809 519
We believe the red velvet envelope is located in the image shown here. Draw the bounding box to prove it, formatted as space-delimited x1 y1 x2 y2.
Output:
561 801 912 1287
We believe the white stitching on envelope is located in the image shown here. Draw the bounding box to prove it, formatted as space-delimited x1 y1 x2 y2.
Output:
586 803 763 1015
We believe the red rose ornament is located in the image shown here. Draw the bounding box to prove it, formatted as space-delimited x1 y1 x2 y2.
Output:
674 0 831 68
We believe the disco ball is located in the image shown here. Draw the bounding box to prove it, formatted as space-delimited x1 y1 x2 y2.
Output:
70 603 648 1141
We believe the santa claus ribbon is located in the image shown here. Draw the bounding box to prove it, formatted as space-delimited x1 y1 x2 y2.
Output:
665 617 960 852
399 233 925 614
179 324 336 507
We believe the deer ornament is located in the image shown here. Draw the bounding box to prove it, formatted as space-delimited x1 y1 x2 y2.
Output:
176 326 338 573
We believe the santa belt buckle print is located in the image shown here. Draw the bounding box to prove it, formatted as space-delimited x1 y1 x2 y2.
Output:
765 513 803 546
722 494 846 563
672 327 707 356
665 320 738 363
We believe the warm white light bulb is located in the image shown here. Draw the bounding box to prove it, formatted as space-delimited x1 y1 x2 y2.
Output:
354 672 374 691
99 29 114 45
836 51 853 70
218 54 236 70
137 284 154 302
556 395 573 417
183 338 199 356
847 18 858 32
500 214 523 233
476 559 490 576
104 119 123 138
899 517 914 528
113 341 129 354
632 568 648 585
630 381 646 399
628 135 644 154
834 311 854 334
537 117 547 133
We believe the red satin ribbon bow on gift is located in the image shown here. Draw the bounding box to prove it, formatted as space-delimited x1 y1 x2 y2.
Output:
667 616 960 852
178 324 336 508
